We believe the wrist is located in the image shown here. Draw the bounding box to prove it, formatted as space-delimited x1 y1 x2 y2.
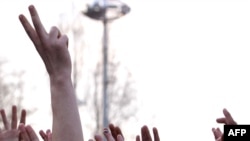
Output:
49 73 72 85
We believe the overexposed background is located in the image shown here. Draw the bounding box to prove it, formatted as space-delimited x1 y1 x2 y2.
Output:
0 0 250 141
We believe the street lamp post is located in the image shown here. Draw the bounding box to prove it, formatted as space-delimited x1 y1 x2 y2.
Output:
83 0 130 129
102 1 109 129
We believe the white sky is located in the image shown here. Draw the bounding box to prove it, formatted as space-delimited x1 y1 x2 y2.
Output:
1 0 250 141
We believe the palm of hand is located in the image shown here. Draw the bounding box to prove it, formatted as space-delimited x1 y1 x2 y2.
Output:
0 130 19 141
0 106 26 141
41 44 72 79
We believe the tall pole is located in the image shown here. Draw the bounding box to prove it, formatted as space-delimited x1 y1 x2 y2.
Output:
83 0 131 131
102 0 109 129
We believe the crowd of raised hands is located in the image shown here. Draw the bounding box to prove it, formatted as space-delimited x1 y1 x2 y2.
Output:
0 106 160 141
0 4 239 141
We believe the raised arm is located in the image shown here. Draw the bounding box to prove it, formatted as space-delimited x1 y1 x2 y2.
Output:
19 5 83 141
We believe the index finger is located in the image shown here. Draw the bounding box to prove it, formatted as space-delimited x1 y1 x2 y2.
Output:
212 128 222 139
223 109 237 125
152 127 160 141
0 109 9 130
116 126 124 140
11 105 18 129
141 126 152 141
28 5 47 40
39 130 47 140
26 125 40 141
19 124 30 141
109 124 117 139
20 109 26 125
136 135 140 141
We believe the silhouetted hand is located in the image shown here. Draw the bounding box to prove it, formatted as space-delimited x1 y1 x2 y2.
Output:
19 124 39 141
216 108 237 125
212 108 237 141
0 105 26 141
136 126 160 141
89 128 123 141
39 129 52 141
19 5 71 79
109 124 124 141
212 128 223 141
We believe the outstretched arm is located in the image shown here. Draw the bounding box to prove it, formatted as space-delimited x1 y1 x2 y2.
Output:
19 5 83 141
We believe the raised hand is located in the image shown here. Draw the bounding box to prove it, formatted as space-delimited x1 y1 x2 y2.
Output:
0 105 26 141
19 124 39 141
212 128 223 141
103 128 123 141
212 108 237 141
109 124 124 141
136 126 160 141
89 128 123 141
19 5 71 79
19 5 83 141
39 129 52 141
216 108 237 125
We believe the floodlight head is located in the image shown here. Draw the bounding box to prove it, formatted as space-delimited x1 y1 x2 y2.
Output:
82 0 131 21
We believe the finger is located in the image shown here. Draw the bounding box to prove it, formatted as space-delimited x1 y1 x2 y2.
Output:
212 128 218 139
221 133 224 141
49 26 61 39
58 35 69 47
136 135 141 141
94 135 103 141
26 125 39 141
216 128 222 136
46 129 51 134
19 124 30 141
117 135 124 141
216 136 222 141
19 14 45 60
20 109 26 125
39 130 47 140
11 105 18 129
141 126 152 141
28 5 48 41
47 132 52 141
116 126 124 139
223 109 237 125
216 118 226 124
212 128 222 139
0 109 9 130
109 124 117 140
19 14 41 46
152 127 160 141
104 128 115 141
